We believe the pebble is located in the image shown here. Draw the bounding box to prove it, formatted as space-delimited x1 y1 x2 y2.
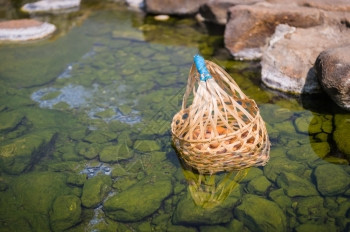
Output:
154 15 170 21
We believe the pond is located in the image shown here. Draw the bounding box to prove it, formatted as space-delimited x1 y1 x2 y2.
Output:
0 1 350 232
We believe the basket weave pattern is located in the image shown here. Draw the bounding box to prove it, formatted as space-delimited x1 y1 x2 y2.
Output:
171 59 270 174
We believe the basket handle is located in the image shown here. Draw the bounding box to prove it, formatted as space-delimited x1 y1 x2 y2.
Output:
193 54 212 82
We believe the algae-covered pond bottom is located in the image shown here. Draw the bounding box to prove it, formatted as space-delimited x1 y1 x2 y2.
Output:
0 2 350 232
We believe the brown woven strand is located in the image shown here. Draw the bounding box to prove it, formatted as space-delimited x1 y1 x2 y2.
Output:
171 60 270 174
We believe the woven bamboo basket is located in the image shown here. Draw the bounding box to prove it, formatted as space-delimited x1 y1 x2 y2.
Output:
171 55 270 174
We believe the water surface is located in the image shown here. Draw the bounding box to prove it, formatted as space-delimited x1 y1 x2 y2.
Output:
0 2 349 232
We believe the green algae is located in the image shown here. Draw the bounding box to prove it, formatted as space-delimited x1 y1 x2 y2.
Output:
333 114 350 157
99 144 133 163
81 175 112 208
50 195 82 232
104 176 172 222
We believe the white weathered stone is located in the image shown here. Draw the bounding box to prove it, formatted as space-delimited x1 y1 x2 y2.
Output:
261 24 350 94
0 19 56 41
154 15 170 21
126 0 144 10
21 0 81 13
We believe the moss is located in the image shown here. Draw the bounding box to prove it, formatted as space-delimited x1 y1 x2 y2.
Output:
104 176 172 222
40 91 61 101
313 164 350 196
99 144 132 163
235 194 287 232
269 188 292 210
276 172 318 197
0 110 23 131
112 176 138 191
50 195 82 232
83 130 117 144
134 140 160 152
333 114 350 156
260 104 293 124
81 175 112 208
11 172 72 214
247 176 271 195
111 165 128 178
310 142 330 159
76 142 101 160
95 108 116 118
0 130 56 174
117 131 132 147
67 173 87 187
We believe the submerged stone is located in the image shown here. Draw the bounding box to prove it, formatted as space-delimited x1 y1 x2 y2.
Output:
50 195 81 232
99 144 133 163
295 223 337 232
310 142 330 159
0 110 23 131
104 176 172 222
134 140 160 152
295 196 327 224
294 115 311 134
0 130 56 174
81 175 112 208
313 164 350 196
235 194 287 232
172 191 238 225
12 172 72 214
84 130 117 144
260 104 293 124
247 176 271 195
66 173 87 187
76 142 100 160
287 144 319 163
263 157 306 182
276 172 318 197
241 167 263 183
269 188 292 210
333 114 350 156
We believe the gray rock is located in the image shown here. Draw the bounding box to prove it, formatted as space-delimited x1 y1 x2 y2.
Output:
313 164 350 196
104 176 172 222
315 45 350 110
261 24 350 94
145 0 208 15
235 194 287 232
224 3 323 60
276 172 319 197
199 0 263 25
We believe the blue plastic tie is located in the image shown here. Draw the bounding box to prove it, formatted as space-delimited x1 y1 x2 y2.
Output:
193 54 212 82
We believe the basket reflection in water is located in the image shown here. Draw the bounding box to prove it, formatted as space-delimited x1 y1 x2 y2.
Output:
171 54 270 174
180 159 249 209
